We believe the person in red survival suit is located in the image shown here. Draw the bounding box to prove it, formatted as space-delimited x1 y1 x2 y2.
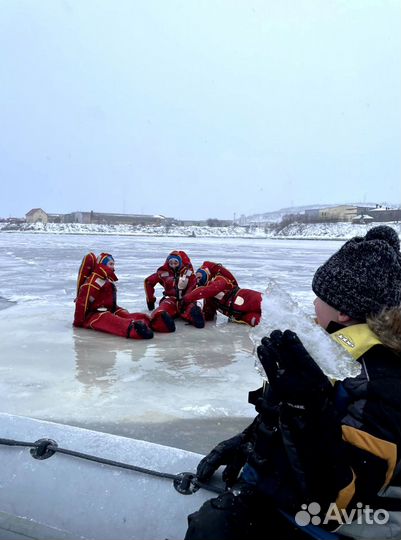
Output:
181 261 262 327
74 252 153 340
144 250 205 332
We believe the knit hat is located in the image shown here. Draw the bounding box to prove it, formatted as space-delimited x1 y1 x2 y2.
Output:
312 225 401 320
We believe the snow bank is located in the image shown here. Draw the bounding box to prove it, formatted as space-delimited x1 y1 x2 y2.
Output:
273 221 401 240
0 222 266 238
0 221 400 240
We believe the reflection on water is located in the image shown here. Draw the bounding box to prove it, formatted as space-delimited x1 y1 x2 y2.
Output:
73 317 255 393
73 330 118 391
140 318 254 372
70 319 258 451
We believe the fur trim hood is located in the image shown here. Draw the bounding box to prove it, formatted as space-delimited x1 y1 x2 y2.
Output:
367 307 401 354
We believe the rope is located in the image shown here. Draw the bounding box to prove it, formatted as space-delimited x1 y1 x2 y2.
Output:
0 437 223 495
0 438 33 448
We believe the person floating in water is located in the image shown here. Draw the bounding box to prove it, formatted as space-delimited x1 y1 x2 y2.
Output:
74 252 153 339
144 250 205 332
181 261 262 327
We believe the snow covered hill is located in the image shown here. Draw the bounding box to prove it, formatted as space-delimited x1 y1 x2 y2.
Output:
1 220 400 240
245 202 383 224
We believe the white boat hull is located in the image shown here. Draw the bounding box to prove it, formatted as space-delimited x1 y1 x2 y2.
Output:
0 414 221 540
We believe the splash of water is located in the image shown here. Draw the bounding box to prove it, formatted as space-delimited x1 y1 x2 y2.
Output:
250 280 360 380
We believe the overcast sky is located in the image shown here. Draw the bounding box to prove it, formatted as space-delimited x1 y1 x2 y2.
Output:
1 1 400 220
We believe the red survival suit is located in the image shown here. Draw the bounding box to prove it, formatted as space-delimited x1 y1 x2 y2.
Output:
144 250 205 332
74 252 153 339
182 261 262 327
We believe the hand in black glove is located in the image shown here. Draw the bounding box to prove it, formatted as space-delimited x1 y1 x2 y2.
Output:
196 432 253 487
257 330 332 409
147 300 155 311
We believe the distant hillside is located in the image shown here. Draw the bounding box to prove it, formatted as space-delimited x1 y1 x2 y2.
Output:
246 202 380 223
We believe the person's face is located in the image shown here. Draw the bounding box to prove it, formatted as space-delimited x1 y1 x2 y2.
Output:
168 258 180 270
314 297 340 329
195 271 203 285
106 259 115 270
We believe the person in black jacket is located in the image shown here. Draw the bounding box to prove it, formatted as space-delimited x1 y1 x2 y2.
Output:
185 225 401 540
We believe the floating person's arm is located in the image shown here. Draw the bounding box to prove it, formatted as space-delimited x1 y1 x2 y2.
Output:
181 276 228 305
144 271 160 310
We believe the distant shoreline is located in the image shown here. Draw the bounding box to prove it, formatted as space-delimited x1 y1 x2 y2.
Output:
1 221 400 242
0 230 347 241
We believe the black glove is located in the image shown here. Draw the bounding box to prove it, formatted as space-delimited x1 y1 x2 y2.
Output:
257 331 342 506
147 300 155 311
196 431 254 487
257 330 332 409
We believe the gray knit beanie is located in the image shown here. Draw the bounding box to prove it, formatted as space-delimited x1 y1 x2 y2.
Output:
312 226 401 320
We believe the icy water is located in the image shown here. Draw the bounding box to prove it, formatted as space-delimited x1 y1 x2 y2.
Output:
0 233 343 453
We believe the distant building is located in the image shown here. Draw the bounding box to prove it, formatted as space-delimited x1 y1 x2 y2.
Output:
309 204 401 223
319 205 359 222
25 208 48 224
367 207 401 222
62 211 166 226
174 219 232 227
62 212 90 224
174 219 206 226
47 213 63 223
352 214 374 224
355 205 377 215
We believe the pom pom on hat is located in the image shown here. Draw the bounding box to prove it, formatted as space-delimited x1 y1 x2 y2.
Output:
312 226 401 320
365 225 400 252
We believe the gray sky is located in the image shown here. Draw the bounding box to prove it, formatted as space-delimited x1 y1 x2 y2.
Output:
1 0 400 220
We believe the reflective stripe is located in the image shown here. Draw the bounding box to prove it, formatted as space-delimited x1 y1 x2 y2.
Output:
229 318 248 325
87 283 100 291
83 285 92 314
88 311 107 328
